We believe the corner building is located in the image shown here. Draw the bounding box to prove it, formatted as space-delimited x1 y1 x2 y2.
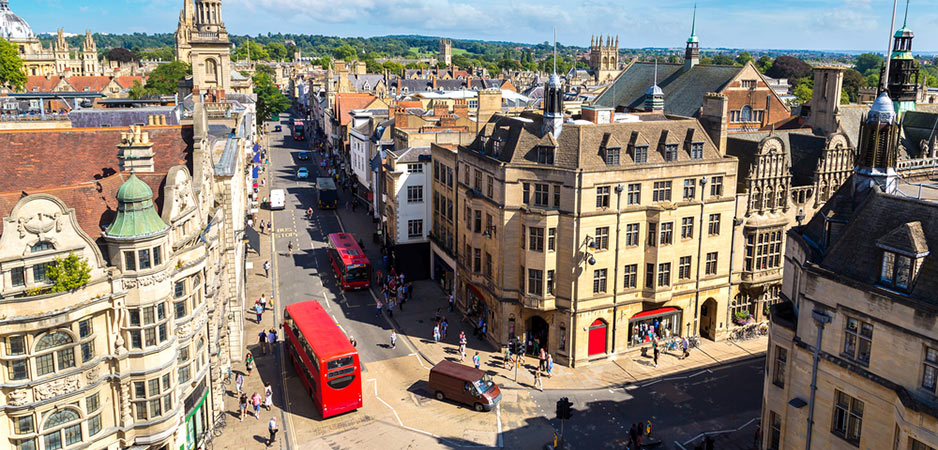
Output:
455 74 738 366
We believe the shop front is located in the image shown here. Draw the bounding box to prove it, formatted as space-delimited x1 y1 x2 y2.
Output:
431 249 455 294
464 283 492 340
628 307 683 347
181 378 209 450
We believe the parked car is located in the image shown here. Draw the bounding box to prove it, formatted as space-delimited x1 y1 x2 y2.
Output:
298 152 309 161
296 167 309 180
428 361 501 412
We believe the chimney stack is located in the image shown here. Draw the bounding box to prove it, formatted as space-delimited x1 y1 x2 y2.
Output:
700 93 728 156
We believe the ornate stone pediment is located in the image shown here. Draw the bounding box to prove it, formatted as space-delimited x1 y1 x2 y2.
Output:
6 388 31 406
18 211 63 238
34 375 79 402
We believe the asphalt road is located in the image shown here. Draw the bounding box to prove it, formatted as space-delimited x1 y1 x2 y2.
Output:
268 115 410 367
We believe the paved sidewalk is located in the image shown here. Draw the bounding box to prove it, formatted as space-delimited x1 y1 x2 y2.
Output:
373 279 767 392
212 127 286 449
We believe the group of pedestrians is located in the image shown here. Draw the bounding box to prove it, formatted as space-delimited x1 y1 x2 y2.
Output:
257 328 278 355
253 293 273 323
377 269 412 319
432 309 449 343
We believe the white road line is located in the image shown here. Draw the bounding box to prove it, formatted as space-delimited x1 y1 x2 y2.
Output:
496 403 503 448
411 353 428 370
369 378 403 426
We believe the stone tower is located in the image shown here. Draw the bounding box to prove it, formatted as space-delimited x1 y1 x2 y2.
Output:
805 66 844 136
81 30 99 76
886 3 918 116
439 38 452 66
854 93 900 198
174 0 195 61
589 35 618 82
181 0 231 97
53 28 68 75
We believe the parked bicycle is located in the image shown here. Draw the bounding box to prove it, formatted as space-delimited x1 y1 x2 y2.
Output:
213 412 227 438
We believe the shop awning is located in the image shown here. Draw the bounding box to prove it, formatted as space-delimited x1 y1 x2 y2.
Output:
632 307 679 320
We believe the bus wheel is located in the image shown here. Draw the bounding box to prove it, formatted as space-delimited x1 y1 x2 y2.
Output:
473 403 485 412
434 391 445 401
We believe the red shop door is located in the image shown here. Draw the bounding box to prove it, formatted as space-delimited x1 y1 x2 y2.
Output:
587 319 607 356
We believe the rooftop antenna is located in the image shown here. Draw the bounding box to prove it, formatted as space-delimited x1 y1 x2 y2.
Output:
691 3 697 37
902 0 910 28
654 58 658 86
553 27 557 74
882 0 898 92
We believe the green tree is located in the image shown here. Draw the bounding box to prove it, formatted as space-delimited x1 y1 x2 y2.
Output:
0 38 26 90
144 60 191 95
735 51 752 66
255 64 275 77
711 54 735 66
108 47 138 63
128 80 148 99
792 76 813 104
841 88 850 104
382 60 403 74
233 41 269 61
47 254 91 293
842 68 867 102
766 56 811 80
265 42 287 61
755 55 773 73
332 44 357 61
366 59 384 73
854 52 884 76
436 61 448 69
667 54 680 64
253 72 289 126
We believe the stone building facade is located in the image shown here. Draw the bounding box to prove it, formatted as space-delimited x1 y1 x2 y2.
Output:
589 36 618 83
429 144 459 295
0 105 249 450
454 75 738 366
0 0 102 78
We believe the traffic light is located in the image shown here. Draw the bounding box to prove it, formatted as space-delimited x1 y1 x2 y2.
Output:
556 397 573 420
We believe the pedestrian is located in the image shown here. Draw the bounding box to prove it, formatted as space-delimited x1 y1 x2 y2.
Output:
481 321 487 338
459 331 467 347
637 421 645 448
264 383 273 411
287 240 293 255
448 295 455 312
441 318 448 340
460 344 467 362
653 342 660 368
375 300 383 318
236 372 244 394
504 346 513 369
254 302 264 323
259 219 265 233
251 392 262 418
259 330 268 355
390 330 397 348
397 289 405 312
433 324 440 342
435 308 443 324
681 336 690 360
534 368 543 391
267 417 279 446
349 336 358 348
629 423 637 449
539 347 547 371
546 354 553 377
406 282 413 300
268 329 277 354
375 269 383 287
473 352 481 369
245 351 254 374
263 260 270 278
239 393 248 421
388 298 395 318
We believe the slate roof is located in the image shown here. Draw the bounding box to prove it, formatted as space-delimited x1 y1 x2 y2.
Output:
389 146 431 164
876 221 929 256
594 62 742 117
467 112 724 170
0 126 193 194
349 74 385 91
900 110 938 159
68 107 179 128
804 187 938 306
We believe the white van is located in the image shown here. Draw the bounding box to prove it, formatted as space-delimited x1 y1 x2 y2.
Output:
269 189 285 210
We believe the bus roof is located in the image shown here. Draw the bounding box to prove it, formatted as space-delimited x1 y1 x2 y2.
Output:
316 177 336 190
327 232 369 265
285 301 356 358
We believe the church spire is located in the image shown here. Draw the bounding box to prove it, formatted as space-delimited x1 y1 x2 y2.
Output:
644 59 664 112
887 0 918 114
543 28 564 139
684 4 700 72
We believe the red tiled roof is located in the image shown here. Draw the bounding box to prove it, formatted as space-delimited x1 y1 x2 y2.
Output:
396 101 422 109
0 172 166 241
0 126 193 194
336 93 377 126
115 76 145 89
26 76 64 93
67 76 112 93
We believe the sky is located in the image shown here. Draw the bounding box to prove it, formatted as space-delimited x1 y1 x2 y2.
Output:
10 0 938 52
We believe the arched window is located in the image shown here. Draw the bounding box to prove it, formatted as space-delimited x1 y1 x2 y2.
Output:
205 59 218 83
765 186 775 209
36 332 73 351
42 408 83 449
740 105 752 122
750 188 762 211
34 331 77 377
31 241 54 253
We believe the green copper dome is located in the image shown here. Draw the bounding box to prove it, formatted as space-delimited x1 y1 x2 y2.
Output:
105 173 169 238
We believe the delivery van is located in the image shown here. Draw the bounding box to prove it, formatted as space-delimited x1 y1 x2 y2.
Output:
428 360 501 412
270 189 285 210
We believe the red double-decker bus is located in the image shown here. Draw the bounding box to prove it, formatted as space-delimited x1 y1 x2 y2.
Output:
284 301 362 418
293 119 305 140
327 233 370 290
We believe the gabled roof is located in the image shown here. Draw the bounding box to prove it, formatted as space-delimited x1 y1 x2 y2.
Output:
877 221 930 256
594 62 742 117
66 76 112 93
335 93 378 126
114 76 145 89
25 76 64 93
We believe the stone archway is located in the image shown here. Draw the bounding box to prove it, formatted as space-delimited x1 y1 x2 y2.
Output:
525 315 549 355
700 298 718 340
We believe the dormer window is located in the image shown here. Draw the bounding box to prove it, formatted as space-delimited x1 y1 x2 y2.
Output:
880 252 912 289
536 146 554 165
663 144 679 162
631 145 648 164
604 147 620 165
690 142 704 159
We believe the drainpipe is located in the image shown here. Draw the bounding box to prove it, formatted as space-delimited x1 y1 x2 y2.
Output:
693 176 708 337
725 193 741 332
806 309 831 450
569 169 584 368
610 184 623 354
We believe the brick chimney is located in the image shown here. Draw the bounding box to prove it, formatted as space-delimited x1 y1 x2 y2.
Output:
439 114 457 128
394 106 409 130
453 99 468 119
118 125 155 172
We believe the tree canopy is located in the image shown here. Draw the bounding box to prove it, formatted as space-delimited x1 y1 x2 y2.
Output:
107 47 138 63
710 54 736 66
135 60 191 97
766 56 812 80
253 72 290 125
842 68 868 103
233 41 269 61
0 38 25 90
854 52 884 77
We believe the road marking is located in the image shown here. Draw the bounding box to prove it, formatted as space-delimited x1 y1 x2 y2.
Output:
496 403 503 448
411 353 428 370
636 368 713 388
679 416 760 447
368 378 402 426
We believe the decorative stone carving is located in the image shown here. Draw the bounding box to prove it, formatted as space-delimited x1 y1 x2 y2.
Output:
137 270 171 286
18 212 63 238
120 382 133 427
6 389 30 406
33 375 79 402
122 278 137 290
175 321 191 338
85 366 100 383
